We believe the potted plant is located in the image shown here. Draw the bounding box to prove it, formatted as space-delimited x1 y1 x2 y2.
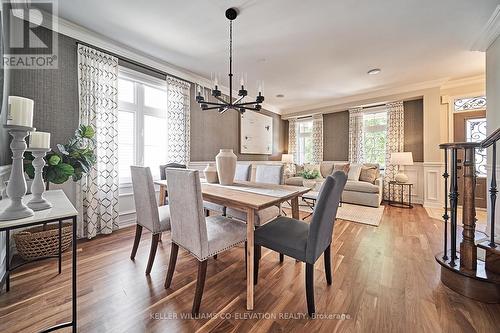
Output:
24 125 96 189
299 169 320 189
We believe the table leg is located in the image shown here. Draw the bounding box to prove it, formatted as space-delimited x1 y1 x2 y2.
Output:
246 207 255 310
159 185 166 206
58 220 62 274
291 196 300 220
72 216 77 332
5 229 9 292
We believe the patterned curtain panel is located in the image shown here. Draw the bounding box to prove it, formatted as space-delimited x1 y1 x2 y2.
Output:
384 101 405 200
167 76 191 164
312 114 323 164
76 44 119 239
348 108 364 163
288 118 298 164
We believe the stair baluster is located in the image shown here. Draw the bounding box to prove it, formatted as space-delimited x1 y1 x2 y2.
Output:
449 147 458 267
489 141 497 248
442 148 449 260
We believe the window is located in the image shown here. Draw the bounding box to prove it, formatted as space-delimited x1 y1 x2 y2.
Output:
454 96 486 112
296 119 313 165
118 68 168 184
363 111 387 168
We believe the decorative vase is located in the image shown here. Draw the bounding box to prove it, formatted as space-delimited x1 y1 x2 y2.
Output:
204 163 219 184
303 179 317 189
216 149 237 185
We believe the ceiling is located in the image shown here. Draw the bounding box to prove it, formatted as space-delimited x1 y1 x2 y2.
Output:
57 0 499 113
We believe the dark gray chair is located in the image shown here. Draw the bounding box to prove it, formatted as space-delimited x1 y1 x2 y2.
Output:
254 171 347 317
160 163 187 180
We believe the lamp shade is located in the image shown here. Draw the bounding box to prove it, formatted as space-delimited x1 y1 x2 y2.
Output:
390 152 413 166
281 154 294 163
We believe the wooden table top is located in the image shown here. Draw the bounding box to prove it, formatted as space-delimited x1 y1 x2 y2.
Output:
154 179 310 210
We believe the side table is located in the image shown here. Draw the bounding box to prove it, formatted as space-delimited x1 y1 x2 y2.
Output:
388 181 413 208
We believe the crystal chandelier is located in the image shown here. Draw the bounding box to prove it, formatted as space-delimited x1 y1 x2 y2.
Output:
196 8 264 114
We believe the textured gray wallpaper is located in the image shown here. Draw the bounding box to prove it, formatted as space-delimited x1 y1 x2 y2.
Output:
189 85 287 162
9 28 79 149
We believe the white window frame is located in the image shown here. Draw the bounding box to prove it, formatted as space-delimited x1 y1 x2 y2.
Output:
296 118 313 165
362 107 388 169
118 67 168 186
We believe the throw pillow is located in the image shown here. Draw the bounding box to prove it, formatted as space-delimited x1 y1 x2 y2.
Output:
347 163 362 181
333 163 350 175
359 166 378 183
320 162 334 178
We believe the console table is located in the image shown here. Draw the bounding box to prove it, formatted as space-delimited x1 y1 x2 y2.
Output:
0 190 78 332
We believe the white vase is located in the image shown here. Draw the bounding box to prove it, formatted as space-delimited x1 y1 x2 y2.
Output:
204 163 219 183
216 149 237 185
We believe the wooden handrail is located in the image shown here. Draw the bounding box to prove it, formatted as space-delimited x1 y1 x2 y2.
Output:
481 127 500 148
439 142 481 149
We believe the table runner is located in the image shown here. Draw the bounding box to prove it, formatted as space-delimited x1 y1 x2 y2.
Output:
205 182 296 198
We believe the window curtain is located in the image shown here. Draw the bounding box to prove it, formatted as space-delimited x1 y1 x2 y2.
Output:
76 44 119 239
288 118 298 164
384 101 405 200
348 108 364 163
312 114 323 164
166 76 191 165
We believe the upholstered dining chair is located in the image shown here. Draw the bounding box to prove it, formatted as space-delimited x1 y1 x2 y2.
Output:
226 164 284 260
253 171 347 317
164 168 247 315
235 163 252 181
226 164 283 226
130 166 171 275
160 162 225 216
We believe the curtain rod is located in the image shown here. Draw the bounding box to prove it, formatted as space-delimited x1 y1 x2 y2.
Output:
76 41 190 85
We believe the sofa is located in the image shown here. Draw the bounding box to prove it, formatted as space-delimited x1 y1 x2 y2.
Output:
285 161 383 207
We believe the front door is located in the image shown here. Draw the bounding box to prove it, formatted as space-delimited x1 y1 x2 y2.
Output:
453 110 487 208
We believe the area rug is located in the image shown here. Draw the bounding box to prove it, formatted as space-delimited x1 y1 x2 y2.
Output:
283 201 384 227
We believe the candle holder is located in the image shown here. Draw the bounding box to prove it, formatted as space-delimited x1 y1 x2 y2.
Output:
26 148 52 211
0 124 36 221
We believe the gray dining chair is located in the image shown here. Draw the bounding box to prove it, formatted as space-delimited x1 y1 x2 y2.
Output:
253 171 347 317
130 166 171 275
235 163 252 181
160 162 225 216
226 164 283 226
164 168 247 315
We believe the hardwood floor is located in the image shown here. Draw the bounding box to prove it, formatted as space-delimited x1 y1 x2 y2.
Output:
1 205 500 333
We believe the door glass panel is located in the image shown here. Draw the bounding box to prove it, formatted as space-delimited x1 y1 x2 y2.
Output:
466 118 487 177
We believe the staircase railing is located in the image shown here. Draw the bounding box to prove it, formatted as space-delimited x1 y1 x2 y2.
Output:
481 127 500 248
439 127 500 271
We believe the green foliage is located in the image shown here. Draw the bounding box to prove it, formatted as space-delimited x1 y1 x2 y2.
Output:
24 125 97 185
299 169 320 180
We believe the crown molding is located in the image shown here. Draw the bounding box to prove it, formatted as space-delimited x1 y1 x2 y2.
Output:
471 5 500 51
35 10 282 115
440 74 485 90
281 77 447 117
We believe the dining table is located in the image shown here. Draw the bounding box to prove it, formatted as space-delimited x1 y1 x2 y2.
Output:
154 178 310 310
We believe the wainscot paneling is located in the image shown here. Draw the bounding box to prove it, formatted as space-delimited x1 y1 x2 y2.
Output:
423 162 445 208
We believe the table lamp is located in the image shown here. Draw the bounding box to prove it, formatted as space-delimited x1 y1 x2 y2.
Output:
390 152 413 183
282 153 295 177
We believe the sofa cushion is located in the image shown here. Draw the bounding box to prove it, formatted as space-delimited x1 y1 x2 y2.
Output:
320 161 334 178
347 164 363 181
285 176 304 186
344 180 380 193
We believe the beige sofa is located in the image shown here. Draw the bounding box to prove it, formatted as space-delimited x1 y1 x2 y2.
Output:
285 161 383 207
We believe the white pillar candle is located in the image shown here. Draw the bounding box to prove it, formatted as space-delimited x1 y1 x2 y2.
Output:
7 96 34 127
29 131 50 149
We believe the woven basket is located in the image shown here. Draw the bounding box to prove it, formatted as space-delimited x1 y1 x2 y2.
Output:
13 223 73 260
